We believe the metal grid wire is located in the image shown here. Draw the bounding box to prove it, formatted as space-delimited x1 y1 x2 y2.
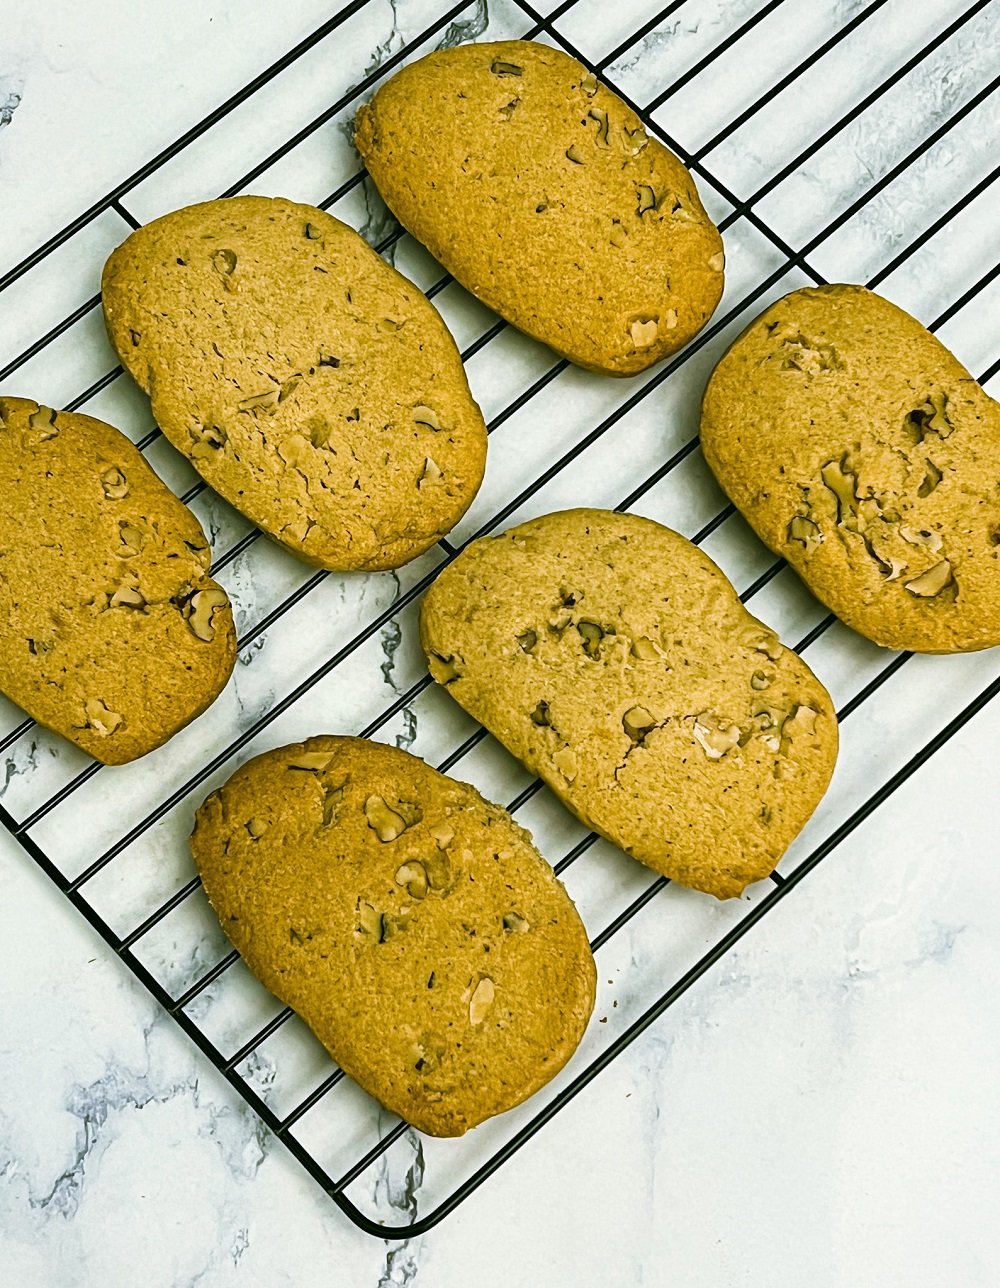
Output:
2 0 999 1238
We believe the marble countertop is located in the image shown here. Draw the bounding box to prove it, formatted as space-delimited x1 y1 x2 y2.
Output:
2 1 999 1284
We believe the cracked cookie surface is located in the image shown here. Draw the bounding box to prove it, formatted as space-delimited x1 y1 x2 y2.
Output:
701 284 1000 652
191 736 596 1137
355 40 723 376
0 397 236 764
102 196 487 571
420 509 837 899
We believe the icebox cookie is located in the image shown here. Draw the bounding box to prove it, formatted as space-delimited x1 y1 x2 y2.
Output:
0 397 236 765
102 196 487 571
190 736 596 1137
355 40 724 375
420 509 837 899
701 284 1000 652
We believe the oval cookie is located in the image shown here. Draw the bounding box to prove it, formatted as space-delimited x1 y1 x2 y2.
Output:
102 196 487 571
355 40 724 376
0 397 236 764
191 736 596 1137
701 284 1000 652
420 509 837 899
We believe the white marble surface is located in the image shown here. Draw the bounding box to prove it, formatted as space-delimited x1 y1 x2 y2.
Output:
2 1 1000 1284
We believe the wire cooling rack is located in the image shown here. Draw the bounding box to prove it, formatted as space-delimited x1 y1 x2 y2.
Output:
2 0 999 1239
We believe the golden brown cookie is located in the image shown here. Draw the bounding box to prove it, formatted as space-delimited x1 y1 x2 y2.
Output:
420 509 837 899
0 397 236 764
102 196 487 571
355 40 724 375
190 736 596 1137
701 284 1000 652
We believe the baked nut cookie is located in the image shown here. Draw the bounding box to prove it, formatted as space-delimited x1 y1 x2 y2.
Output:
355 40 723 376
102 196 487 571
191 736 596 1137
701 284 1000 652
0 397 236 764
420 509 837 899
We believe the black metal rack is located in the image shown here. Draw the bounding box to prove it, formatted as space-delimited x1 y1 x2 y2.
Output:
1 0 998 1239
